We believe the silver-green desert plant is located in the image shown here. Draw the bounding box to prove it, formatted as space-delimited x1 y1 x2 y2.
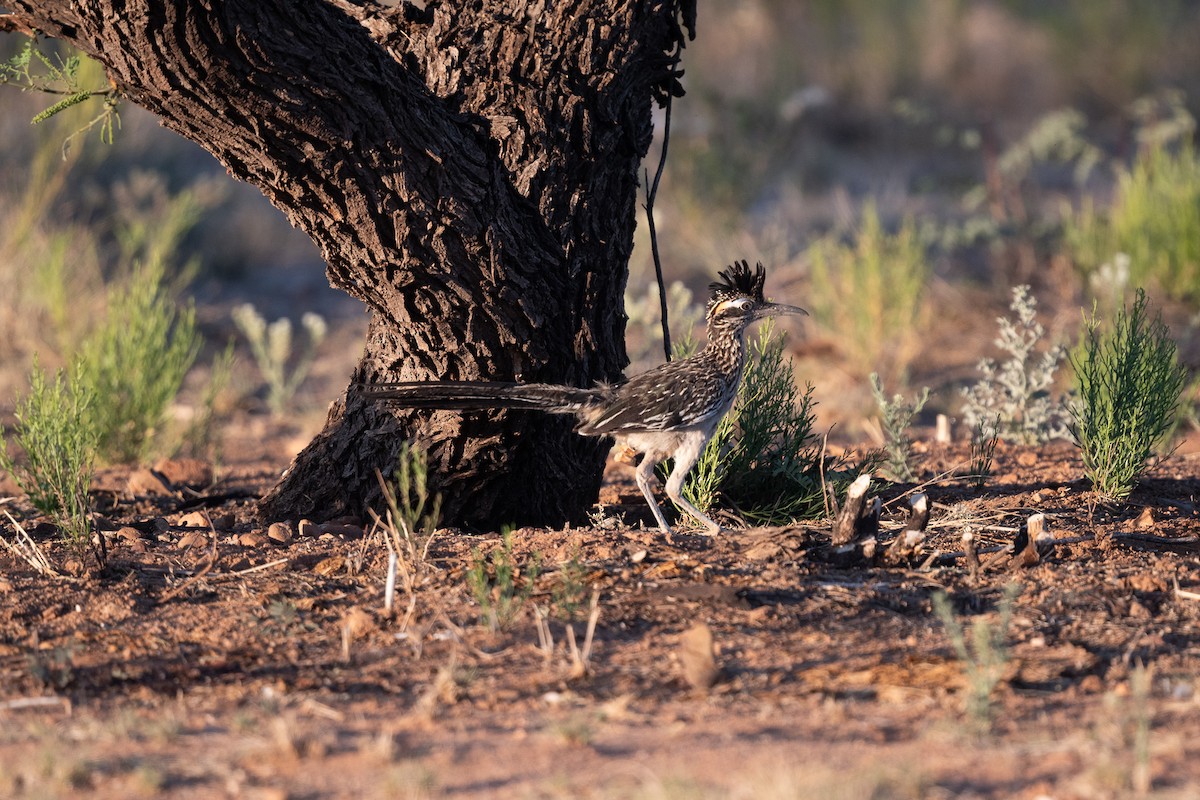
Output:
870 373 929 482
232 303 328 416
1070 289 1187 500
962 285 1071 445
932 584 1019 734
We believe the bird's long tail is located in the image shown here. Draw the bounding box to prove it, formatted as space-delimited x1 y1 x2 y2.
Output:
360 381 604 416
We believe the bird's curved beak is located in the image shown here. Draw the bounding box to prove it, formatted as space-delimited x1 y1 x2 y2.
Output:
753 301 808 321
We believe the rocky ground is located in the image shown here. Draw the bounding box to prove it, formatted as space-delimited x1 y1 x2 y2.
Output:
2 432 1200 798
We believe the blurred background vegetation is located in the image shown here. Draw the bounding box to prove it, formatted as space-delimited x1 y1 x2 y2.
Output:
3 0 1200 453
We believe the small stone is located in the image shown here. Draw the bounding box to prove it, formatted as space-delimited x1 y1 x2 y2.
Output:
177 511 213 530
298 519 318 537
91 514 119 532
152 457 213 489
1135 507 1156 530
239 532 267 548
268 522 294 545
177 530 208 550
115 526 143 542
630 549 648 564
312 555 346 576
127 468 172 496
679 622 721 691
1016 451 1038 467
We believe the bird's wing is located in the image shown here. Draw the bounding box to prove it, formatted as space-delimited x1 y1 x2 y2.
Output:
578 358 732 435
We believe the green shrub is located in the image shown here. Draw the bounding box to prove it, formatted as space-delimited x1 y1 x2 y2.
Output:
807 202 930 380
76 261 201 464
679 322 854 525
1065 143 1200 302
0 361 97 550
1070 289 1187 500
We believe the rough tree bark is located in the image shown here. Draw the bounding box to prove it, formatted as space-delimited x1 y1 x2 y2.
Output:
2 1 695 528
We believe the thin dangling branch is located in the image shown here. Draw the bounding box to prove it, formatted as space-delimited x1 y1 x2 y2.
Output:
643 45 679 362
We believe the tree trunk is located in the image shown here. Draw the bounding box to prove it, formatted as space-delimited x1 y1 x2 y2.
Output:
4 0 694 529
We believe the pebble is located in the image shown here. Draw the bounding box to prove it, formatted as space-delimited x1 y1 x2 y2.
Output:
115 526 143 542
177 530 208 550
177 511 213 530
267 522 294 544
210 512 237 530
239 532 267 548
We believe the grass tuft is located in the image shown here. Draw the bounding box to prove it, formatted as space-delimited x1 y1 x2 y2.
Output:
1069 288 1187 500
371 442 443 630
1066 138 1200 302
807 202 930 381
932 584 1019 735
75 260 201 464
0 360 96 551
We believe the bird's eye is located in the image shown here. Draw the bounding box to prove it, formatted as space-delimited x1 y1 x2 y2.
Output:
728 298 752 310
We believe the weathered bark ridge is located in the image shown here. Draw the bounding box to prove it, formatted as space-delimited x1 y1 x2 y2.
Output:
4 0 695 528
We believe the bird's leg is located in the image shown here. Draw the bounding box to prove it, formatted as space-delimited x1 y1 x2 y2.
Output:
634 454 673 536
664 461 722 536
663 431 722 536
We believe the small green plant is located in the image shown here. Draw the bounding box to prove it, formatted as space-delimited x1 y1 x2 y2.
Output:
1070 289 1187 500
232 303 328 416
932 584 1019 734
679 322 851 526
371 442 443 630
75 260 202 464
807 202 930 380
968 417 1000 489
869 373 929 482
1066 139 1200 302
466 529 541 632
0 361 97 551
962 285 1071 445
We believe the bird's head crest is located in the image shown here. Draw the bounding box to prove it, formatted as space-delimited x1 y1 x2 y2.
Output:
708 260 766 311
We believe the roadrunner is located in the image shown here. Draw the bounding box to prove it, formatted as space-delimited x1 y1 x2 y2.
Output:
363 261 807 535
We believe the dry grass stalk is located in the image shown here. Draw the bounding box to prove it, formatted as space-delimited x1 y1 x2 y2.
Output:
1 510 56 576
567 589 601 680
